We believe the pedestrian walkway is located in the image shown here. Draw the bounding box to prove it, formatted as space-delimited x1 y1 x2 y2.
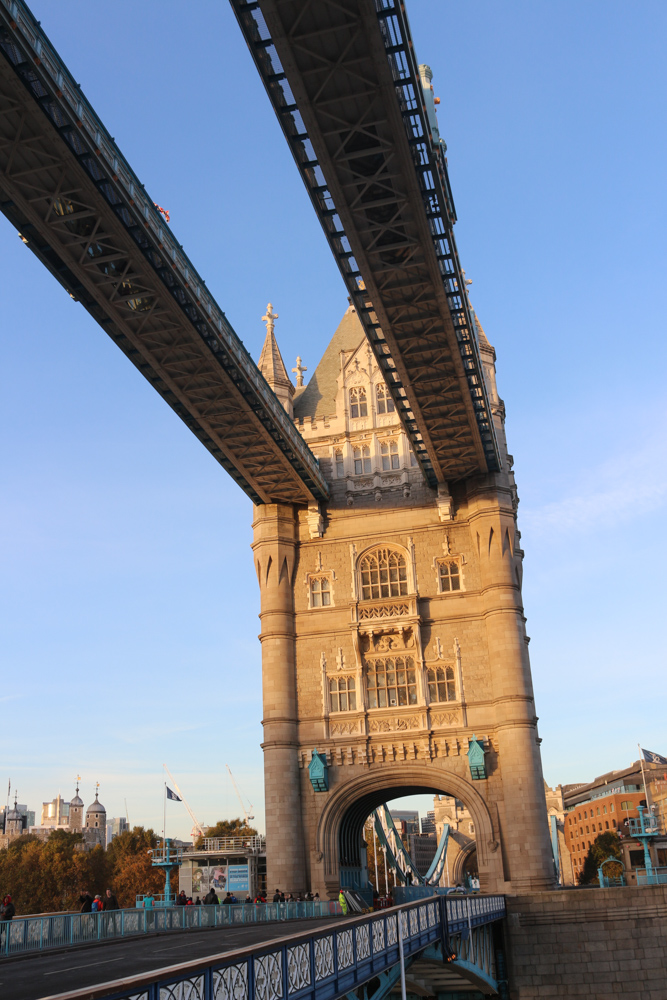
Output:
0 900 341 958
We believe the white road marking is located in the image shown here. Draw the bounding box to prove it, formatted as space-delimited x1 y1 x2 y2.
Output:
44 958 123 975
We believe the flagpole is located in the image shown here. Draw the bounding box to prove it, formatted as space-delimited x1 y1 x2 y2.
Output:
164 781 167 845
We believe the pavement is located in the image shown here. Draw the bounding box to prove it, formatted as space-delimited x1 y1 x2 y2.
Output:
0 916 339 1000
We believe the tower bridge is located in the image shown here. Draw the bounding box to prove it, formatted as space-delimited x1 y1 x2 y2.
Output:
0 0 552 900
4 2 666 997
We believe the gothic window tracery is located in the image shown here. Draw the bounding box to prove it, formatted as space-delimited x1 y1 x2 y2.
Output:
360 548 408 600
376 384 395 414
329 676 356 712
427 666 456 703
310 576 331 608
353 446 371 474
335 449 345 478
438 559 461 593
366 657 417 708
349 387 367 419
380 440 400 470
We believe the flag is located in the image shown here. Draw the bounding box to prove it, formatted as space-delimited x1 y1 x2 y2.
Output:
641 748 667 765
166 786 182 802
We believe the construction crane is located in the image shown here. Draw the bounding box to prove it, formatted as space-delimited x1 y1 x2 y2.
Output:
163 764 205 840
225 765 254 825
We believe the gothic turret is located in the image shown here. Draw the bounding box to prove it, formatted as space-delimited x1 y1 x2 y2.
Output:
258 302 295 415
69 778 84 833
84 785 107 847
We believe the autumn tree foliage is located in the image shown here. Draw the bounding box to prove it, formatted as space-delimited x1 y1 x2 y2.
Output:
0 826 178 915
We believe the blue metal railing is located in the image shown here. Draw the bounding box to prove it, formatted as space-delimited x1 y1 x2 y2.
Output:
0 900 342 957
637 866 667 886
36 895 506 1000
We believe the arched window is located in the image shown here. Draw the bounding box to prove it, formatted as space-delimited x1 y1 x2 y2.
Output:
353 446 371 475
410 451 418 466
349 387 367 418
380 440 399 470
329 676 356 712
360 548 408 600
439 560 461 592
310 576 331 608
366 657 417 708
427 666 456 703
335 449 345 478
376 384 395 414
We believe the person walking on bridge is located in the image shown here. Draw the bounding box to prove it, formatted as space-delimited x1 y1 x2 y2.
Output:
79 891 93 913
104 889 119 910
338 890 348 915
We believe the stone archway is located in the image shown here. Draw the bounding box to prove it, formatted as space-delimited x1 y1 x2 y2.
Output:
452 840 478 885
313 763 504 895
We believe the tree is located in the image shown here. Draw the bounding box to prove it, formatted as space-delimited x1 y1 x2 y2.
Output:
194 818 257 849
105 827 176 907
0 831 111 915
578 831 623 885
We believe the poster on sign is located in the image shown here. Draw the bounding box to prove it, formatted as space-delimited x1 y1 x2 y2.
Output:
227 864 250 893
192 864 227 895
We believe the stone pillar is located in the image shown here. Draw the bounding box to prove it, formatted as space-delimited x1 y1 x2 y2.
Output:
251 503 305 892
470 490 555 891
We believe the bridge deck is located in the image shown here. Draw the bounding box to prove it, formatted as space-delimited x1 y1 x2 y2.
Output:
232 0 500 484
0 917 339 1000
22 896 506 1000
0 0 328 505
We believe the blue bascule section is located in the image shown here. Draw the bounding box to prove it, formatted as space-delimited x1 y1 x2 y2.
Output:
36 896 508 1000
372 807 450 888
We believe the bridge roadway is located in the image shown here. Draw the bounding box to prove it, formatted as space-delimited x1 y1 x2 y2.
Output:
0 916 337 1000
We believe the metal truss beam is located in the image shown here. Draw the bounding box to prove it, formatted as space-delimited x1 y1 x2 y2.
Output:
231 0 500 484
0 0 328 506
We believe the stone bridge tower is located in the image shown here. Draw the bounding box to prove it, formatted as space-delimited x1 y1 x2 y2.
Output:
253 304 554 896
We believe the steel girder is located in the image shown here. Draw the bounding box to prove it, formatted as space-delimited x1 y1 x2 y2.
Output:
231 0 501 484
0 0 328 506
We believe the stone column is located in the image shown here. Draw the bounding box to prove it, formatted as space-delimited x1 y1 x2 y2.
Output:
470 489 555 892
251 503 305 892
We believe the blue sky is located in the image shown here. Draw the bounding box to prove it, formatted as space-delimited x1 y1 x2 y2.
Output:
1 1 665 841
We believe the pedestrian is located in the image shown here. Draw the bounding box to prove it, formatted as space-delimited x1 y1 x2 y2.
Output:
0 895 14 949
92 895 104 912
186 897 193 905
177 890 187 907
143 891 154 909
244 895 252 905
195 896 201 905
338 889 348 915
272 889 281 902
230 893 238 904
104 889 119 910
79 892 93 913
254 893 265 904
222 892 233 905
313 892 320 900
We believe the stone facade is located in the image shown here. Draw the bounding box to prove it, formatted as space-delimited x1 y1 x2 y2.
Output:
506 885 667 998
253 305 554 896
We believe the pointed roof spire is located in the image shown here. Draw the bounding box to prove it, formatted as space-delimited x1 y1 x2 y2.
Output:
259 303 295 414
